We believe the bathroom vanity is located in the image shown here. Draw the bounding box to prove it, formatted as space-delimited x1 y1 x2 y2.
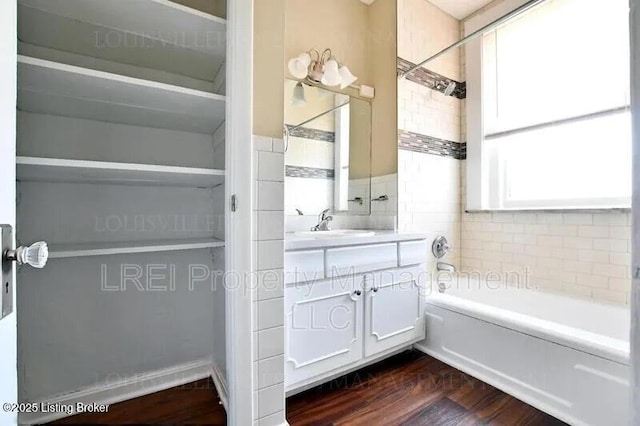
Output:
284 231 428 392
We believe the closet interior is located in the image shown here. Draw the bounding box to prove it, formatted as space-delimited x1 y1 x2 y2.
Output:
15 0 229 406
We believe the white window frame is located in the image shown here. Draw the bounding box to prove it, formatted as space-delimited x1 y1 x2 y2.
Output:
464 0 631 211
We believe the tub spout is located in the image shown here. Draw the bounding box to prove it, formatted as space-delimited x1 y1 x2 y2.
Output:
437 262 456 272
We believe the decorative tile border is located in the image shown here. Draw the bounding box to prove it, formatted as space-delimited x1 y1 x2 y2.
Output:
285 125 335 143
286 165 335 179
399 130 467 160
397 57 466 99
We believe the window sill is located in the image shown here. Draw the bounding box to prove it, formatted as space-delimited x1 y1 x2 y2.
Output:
465 208 631 214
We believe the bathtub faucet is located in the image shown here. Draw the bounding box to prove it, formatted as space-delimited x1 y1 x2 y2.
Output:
437 262 456 273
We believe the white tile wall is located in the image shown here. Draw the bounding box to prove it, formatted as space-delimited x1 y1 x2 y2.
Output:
253 135 286 426
285 176 333 216
460 161 632 305
398 150 461 270
398 0 462 80
286 136 334 169
371 174 399 216
398 78 462 143
397 0 463 273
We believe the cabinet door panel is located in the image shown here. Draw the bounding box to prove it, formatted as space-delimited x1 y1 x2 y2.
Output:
285 275 364 387
364 267 426 357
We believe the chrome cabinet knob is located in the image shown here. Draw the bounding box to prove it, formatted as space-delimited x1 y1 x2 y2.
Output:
4 241 49 268
354 290 362 296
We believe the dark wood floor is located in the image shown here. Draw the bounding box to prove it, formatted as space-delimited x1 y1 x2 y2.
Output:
50 378 226 425
49 351 565 425
286 350 566 426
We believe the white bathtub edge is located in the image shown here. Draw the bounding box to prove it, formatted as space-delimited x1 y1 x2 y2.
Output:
425 296 630 366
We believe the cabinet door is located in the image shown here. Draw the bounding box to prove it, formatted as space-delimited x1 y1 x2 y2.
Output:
285 275 364 387
364 266 426 357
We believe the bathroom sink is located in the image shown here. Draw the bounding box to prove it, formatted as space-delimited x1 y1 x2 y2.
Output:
295 230 376 239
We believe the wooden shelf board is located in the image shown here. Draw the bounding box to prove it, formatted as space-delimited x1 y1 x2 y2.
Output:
17 156 225 187
49 238 225 259
18 56 226 133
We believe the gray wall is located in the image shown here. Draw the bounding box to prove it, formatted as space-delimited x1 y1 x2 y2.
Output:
17 248 222 402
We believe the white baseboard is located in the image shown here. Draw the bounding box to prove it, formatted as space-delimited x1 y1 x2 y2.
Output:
20 359 213 425
210 359 228 411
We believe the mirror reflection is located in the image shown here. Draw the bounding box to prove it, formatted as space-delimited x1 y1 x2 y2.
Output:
284 79 372 216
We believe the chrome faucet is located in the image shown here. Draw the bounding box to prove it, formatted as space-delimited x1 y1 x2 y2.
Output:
311 209 333 231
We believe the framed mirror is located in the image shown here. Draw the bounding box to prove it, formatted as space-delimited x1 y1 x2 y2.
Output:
284 79 372 217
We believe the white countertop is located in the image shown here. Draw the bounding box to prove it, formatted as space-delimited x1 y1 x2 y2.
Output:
285 230 429 250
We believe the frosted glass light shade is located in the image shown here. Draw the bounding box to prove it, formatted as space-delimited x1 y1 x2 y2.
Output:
339 65 358 89
321 60 341 87
288 53 311 79
291 82 306 106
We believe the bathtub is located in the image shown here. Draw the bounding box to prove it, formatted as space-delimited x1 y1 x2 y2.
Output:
416 279 630 426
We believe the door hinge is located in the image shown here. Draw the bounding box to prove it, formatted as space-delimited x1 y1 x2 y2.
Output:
231 195 237 212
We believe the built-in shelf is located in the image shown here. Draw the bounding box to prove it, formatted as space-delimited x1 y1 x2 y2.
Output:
17 56 226 133
48 238 225 259
17 156 225 187
18 0 226 76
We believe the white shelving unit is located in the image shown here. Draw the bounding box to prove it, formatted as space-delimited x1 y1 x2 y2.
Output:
18 0 227 93
48 238 225 259
15 1 235 418
18 56 226 133
17 156 225 187
19 0 227 57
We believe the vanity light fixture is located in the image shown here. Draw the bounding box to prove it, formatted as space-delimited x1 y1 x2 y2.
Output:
288 48 359 90
291 81 306 105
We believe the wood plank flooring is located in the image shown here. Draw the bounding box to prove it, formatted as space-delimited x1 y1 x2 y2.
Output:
48 350 565 425
49 378 226 425
286 350 567 426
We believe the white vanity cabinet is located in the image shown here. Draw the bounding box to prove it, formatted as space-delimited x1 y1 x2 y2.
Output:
285 275 364 385
363 266 426 357
284 234 428 392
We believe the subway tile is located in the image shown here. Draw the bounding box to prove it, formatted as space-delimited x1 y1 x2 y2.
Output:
592 263 627 279
562 237 593 249
578 249 610 263
593 239 629 253
609 226 631 240
257 355 284 389
577 226 609 239
524 224 549 235
258 211 284 241
547 225 578 237
610 253 631 266
258 383 285 418
257 298 285 330
258 326 285 359
258 410 286 426
258 151 284 182
536 214 563 224
609 277 630 291
593 213 628 226
257 181 284 211
254 135 273 152
537 235 563 247
272 138 285 153
258 240 284 271
591 288 628 304
257 269 284 301
563 213 593 225
576 273 608 288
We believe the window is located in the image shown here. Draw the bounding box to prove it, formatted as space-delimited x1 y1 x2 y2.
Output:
467 0 631 209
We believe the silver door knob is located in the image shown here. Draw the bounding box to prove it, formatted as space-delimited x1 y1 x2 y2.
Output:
4 241 49 268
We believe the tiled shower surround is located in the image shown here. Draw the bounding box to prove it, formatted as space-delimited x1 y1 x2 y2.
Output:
398 0 632 305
